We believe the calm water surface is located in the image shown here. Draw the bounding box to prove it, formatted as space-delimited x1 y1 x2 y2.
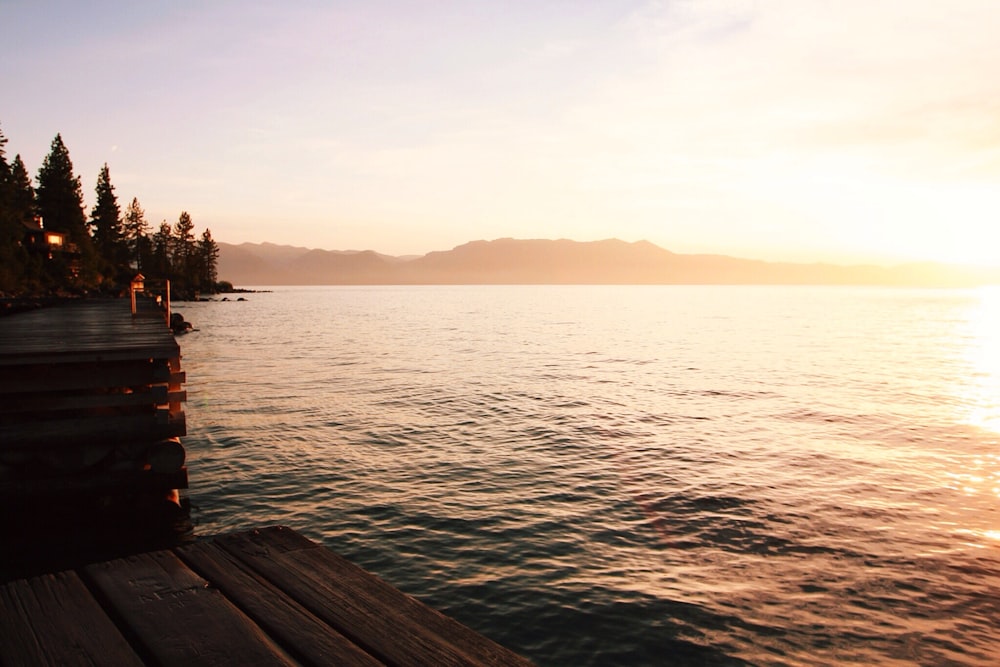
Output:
176 285 1000 666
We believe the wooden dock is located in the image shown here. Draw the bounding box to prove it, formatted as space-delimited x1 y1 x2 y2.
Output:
0 526 532 666
0 298 190 574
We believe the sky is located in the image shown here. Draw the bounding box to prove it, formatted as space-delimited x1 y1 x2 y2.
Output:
2 0 1000 266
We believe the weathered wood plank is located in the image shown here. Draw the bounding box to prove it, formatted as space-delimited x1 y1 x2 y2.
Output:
0 387 185 414
0 301 179 367
178 539 385 667
0 469 188 498
83 550 298 667
1 527 532 667
0 360 174 394
0 346 181 366
218 527 533 667
0 412 186 449
0 570 145 667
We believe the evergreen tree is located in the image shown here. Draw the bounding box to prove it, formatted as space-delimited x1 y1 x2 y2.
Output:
8 155 35 224
35 135 87 239
35 134 96 286
0 126 38 293
90 163 125 276
123 197 150 271
0 126 12 239
0 125 16 293
197 228 219 289
172 211 196 287
3 155 40 292
0 124 9 200
150 221 172 278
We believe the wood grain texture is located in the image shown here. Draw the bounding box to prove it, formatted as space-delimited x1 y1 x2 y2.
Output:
0 300 179 365
83 550 298 667
0 570 144 666
178 539 385 667
0 527 533 667
218 527 534 667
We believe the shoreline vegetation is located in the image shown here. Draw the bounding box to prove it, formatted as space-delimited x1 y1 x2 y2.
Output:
1 124 221 301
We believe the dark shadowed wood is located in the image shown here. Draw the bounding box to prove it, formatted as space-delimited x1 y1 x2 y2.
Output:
0 469 187 497
178 539 385 667
0 360 170 395
0 387 185 414
218 527 533 667
0 570 144 666
0 411 186 449
83 550 298 667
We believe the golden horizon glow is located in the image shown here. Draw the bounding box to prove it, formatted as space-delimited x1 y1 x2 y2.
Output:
2 1 999 266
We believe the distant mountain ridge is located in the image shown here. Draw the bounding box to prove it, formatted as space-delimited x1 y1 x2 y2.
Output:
217 238 1000 287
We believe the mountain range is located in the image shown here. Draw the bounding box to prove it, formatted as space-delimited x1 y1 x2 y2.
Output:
217 238 1000 287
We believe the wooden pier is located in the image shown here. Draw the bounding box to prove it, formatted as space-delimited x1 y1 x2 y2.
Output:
0 297 189 573
0 525 533 666
0 297 187 483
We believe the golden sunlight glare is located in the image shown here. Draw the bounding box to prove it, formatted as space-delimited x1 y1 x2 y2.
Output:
962 286 1000 433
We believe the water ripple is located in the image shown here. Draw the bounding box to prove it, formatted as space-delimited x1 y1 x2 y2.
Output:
178 286 1000 666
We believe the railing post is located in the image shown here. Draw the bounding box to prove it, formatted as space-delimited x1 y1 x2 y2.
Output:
130 273 145 317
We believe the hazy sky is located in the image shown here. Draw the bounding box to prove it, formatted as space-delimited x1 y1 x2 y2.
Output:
3 0 1000 265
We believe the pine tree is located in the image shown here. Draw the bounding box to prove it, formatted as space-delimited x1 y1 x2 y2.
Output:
198 228 219 289
36 135 87 239
8 155 35 224
0 126 38 293
0 126 13 241
0 124 9 199
7 155 43 292
0 125 17 292
172 211 196 288
123 197 150 271
35 134 96 286
90 163 125 276
151 221 172 279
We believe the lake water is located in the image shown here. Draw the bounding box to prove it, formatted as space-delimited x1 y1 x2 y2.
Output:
175 285 1000 666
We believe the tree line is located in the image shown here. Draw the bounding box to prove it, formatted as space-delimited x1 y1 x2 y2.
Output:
0 124 222 298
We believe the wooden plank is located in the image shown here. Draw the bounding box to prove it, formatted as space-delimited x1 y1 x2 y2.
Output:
178 539 385 667
0 387 185 414
0 528 532 667
0 301 179 366
0 345 181 366
218 527 533 667
0 360 172 394
0 570 145 667
0 411 186 449
83 549 298 667
0 469 188 498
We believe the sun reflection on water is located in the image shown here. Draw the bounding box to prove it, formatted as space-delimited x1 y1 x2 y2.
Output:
960 286 1000 434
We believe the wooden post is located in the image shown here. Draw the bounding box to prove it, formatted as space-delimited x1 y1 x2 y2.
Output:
164 279 171 327
129 274 144 317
